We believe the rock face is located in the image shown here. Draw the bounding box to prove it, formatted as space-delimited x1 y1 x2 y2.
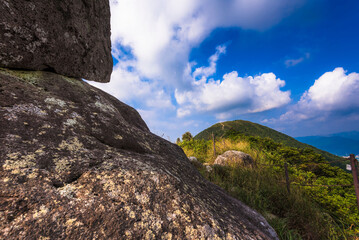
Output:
0 0 112 82
0 68 278 239
215 150 254 167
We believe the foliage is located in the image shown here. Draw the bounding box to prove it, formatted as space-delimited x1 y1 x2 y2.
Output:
178 132 359 239
182 131 193 142
179 138 210 162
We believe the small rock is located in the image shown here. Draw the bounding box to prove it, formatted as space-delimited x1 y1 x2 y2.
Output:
188 156 198 163
205 165 213 173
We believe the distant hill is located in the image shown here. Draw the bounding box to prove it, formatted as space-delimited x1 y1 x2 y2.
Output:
194 120 343 165
296 131 359 156
331 131 359 141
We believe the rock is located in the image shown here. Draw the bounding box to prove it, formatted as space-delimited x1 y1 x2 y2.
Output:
203 163 213 173
0 0 112 82
0 68 278 239
215 150 254 167
188 156 198 163
205 165 213 173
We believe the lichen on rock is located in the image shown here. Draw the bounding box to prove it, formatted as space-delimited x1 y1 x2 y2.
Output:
0 68 278 239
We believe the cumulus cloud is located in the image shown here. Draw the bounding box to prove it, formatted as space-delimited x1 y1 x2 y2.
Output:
101 0 302 112
90 60 174 110
176 71 291 118
109 0 304 88
175 47 291 118
91 1 305 140
275 68 359 122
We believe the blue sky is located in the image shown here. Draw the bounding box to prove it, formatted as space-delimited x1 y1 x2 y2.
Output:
91 0 359 142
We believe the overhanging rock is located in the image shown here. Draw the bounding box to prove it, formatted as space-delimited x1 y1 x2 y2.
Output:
0 0 112 82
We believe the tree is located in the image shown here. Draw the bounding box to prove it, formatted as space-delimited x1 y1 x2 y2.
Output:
182 132 193 142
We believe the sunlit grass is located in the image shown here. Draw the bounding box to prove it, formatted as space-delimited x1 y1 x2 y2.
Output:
179 136 355 240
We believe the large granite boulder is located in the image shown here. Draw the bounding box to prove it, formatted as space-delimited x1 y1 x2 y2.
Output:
215 150 254 167
0 0 112 82
0 68 278 239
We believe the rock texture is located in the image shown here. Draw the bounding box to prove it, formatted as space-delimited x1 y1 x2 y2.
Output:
0 68 278 239
0 0 112 82
215 151 254 167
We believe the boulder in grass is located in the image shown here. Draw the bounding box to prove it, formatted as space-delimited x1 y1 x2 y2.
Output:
204 163 213 173
188 156 199 163
214 150 254 167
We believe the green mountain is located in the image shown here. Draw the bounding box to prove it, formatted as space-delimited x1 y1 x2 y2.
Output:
194 120 344 166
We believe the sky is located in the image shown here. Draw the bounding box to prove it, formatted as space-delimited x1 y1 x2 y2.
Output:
90 0 359 142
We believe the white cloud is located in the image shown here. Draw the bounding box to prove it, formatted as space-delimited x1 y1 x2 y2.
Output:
275 68 359 122
109 0 304 88
90 60 174 110
103 0 302 114
91 1 305 140
176 71 291 118
175 47 291 118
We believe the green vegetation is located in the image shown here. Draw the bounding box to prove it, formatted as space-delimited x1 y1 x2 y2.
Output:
179 126 359 239
195 120 345 169
182 131 193 142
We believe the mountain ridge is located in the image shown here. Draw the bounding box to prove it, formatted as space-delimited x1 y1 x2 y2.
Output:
194 120 343 166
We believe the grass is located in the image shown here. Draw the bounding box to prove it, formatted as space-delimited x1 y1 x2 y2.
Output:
179 137 355 240
202 165 341 239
